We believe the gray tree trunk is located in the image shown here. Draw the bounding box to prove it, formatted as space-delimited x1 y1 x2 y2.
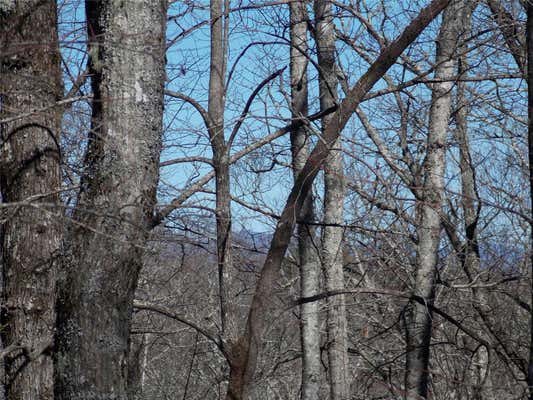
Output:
454 6 495 398
0 2 63 399
54 1 167 399
314 1 349 398
405 2 464 399
457 66 495 400
208 0 235 342
127 335 144 400
289 3 321 399
487 0 525 76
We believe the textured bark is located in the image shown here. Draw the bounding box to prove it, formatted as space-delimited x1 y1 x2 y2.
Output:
404 2 464 399
0 2 63 399
289 3 321 399
314 1 349 398
54 1 167 399
224 2 450 398
126 335 144 400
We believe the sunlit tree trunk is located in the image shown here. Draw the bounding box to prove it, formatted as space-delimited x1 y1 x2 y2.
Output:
289 2 321 399
0 2 63 399
314 0 349 398
54 1 167 399
405 2 464 399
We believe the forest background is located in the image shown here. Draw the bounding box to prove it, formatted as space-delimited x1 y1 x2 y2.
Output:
1 0 532 400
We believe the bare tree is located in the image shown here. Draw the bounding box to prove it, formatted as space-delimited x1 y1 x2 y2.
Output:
0 2 63 399
405 2 468 398
289 2 322 399
208 0 237 341
54 1 167 398
314 0 350 398
6 1 533 399
224 1 451 398
451 4 497 398
487 0 525 75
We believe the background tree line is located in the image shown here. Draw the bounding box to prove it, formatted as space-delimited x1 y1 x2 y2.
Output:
1 0 533 399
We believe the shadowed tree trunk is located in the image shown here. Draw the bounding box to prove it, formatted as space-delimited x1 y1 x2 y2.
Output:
207 0 242 391
457 52 495 400
404 2 465 399
486 0 525 75
224 1 451 398
289 2 321 399
314 0 349 398
453 4 496 398
127 335 144 400
0 2 63 399
54 1 167 399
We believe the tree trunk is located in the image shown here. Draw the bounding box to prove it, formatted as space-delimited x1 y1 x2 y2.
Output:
207 0 245 391
127 335 144 400
208 0 235 342
224 2 451 398
454 5 495 398
486 0 525 76
404 2 464 399
0 2 63 399
54 1 167 399
289 2 321 399
314 0 349 398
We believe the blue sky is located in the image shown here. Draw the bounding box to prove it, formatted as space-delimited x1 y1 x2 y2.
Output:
56 0 530 248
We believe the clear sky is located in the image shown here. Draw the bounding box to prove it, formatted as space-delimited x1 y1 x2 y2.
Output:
56 0 529 253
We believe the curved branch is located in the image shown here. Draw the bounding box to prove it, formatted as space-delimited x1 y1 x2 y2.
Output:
227 66 287 149
133 300 228 359
165 90 214 132
160 156 213 167
226 41 284 89
293 288 492 349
